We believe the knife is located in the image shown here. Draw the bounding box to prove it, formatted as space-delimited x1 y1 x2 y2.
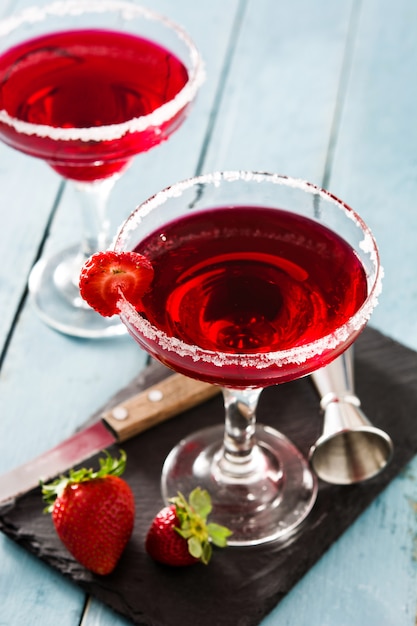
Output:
0 373 220 505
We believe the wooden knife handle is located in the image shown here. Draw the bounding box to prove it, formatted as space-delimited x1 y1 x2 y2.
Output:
101 373 221 443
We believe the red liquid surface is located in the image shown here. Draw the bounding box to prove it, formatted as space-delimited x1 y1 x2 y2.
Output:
0 29 189 180
130 206 368 386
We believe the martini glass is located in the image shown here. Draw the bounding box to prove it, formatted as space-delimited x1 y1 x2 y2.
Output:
112 171 382 545
0 0 204 338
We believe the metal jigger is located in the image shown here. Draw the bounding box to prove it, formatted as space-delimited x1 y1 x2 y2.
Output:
309 347 393 484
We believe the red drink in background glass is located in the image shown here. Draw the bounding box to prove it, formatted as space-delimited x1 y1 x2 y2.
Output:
0 1 204 339
0 29 189 180
129 206 368 386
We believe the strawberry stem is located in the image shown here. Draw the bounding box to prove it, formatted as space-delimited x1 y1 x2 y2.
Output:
170 487 232 564
41 450 127 513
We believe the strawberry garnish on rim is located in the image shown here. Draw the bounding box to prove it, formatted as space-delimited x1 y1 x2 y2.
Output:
79 251 154 317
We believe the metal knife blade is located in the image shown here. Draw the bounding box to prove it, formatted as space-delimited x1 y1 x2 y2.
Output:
0 373 220 505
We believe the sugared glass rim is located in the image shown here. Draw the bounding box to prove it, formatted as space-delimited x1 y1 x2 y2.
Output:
0 0 205 142
114 171 383 370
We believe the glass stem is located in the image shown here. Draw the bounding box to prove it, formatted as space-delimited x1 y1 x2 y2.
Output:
73 175 118 260
55 175 119 296
218 387 263 477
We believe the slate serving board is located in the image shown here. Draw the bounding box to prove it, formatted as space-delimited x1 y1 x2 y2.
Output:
1 327 416 626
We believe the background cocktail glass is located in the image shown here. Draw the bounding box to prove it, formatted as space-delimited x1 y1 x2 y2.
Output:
113 171 382 545
0 0 204 337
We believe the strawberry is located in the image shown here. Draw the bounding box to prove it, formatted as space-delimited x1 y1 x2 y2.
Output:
145 487 232 566
42 450 135 575
79 250 154 317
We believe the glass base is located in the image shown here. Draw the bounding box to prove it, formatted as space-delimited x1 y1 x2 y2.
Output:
29 244 126 339
161 423 318 546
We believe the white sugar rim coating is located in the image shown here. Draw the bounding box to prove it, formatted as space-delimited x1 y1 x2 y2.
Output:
0 0 205 142
114 171 383 370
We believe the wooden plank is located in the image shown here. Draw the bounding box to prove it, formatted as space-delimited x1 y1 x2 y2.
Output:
81 597 132 626
328 0 417 354
201 0 354 184
0 539 86 626
0 145 62 348
0 0 64 350
0 0 241 466
0 2 242 626
265 1 417 625
198 1 417 625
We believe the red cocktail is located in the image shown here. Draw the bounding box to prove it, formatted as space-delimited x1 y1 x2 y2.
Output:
128 205 368 386
113 171 382 545
0 1 203 337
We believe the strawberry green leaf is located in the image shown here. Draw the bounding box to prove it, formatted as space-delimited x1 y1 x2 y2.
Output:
207 522 233 547
175 526 193 540
169 487 232 564
189 487 212 519
96 449 127 478
41 450 127 512
188 536 203 559
202 541 213 565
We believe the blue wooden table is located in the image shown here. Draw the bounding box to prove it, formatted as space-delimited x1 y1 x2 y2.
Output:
1 0 416 624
